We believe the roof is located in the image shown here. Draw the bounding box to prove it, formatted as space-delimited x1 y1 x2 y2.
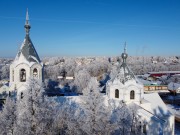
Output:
168 82 180 91
114 44 136 84
13 9 41 65
115 62 136 84
0 83 9 89
143 93 172 118
148 71 180 74
15 35 41 63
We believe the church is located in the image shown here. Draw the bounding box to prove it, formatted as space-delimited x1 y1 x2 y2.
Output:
9 10 44 96
8 10 175 135
106 46 175 135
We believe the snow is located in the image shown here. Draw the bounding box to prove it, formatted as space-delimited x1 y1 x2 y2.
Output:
29 55 39 63
13 52 35 67
168 82 180 92
137 78 161 85
143 93 171 118
166 104 180 117
13 52 43 67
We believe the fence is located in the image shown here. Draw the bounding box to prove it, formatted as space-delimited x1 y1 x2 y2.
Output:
144 85 168 91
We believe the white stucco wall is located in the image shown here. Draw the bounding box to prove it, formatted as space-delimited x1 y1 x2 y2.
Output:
108 79 143 104
9 62 43 94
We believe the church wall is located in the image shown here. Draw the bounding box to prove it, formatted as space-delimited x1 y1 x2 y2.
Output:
9 63 30 91
109 85 124 100
30 63 43 81
124 85 141 103
163 115 174 135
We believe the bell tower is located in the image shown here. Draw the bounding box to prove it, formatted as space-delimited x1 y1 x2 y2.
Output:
9 9 44 94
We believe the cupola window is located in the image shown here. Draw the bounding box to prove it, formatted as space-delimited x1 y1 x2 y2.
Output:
130 90 135 99
21 92 23 99
115 89 119 98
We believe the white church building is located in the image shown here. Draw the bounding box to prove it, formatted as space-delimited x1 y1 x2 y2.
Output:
6 10 175 135
9 10 43 96
106 46 175 135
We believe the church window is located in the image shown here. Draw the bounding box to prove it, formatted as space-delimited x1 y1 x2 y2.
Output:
33 68 38 78
21 92 23 99
115 89 119 98
130 90 135 99
143 124 146 134
20 69 26 82
9 91 11 97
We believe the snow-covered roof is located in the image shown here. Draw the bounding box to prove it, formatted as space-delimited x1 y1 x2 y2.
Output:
15 35 41 63
148 71 180 74
137 78 161 85
143 93 172 118
13 10 41 66
168 82 180 91
113 45 136 84
0 83 9 88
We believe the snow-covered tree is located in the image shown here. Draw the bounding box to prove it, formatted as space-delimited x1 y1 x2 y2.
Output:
15 78 57 135
110 65 118 80
54 99 85 135
79 77 113 135
63 58 77 76
109 100 141 135
0 64 9 79
0 97 16 135
74 69 91 94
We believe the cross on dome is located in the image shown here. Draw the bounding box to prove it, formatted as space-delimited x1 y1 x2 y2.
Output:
24 8 31 35
121 42 128 63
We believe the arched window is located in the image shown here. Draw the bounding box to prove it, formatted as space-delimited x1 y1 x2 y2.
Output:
130 90 135 99
20 69 26 82
115 89 119 98
33 68 38 78
143 124 146 134
21 92 23 99
9 91 11 97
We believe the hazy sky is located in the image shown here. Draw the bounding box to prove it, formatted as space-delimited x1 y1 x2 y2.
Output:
0 0 180 57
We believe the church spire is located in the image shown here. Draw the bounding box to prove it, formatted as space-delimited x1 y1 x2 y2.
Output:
121 42 128 63
124 42 127 53
24 8 31 35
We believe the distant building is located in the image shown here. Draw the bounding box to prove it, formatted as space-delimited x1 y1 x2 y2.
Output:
0 83 9 94
106 45 174 135
168 82 180 93
9 10 44 96
148 71 180 78
57 76 74 80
